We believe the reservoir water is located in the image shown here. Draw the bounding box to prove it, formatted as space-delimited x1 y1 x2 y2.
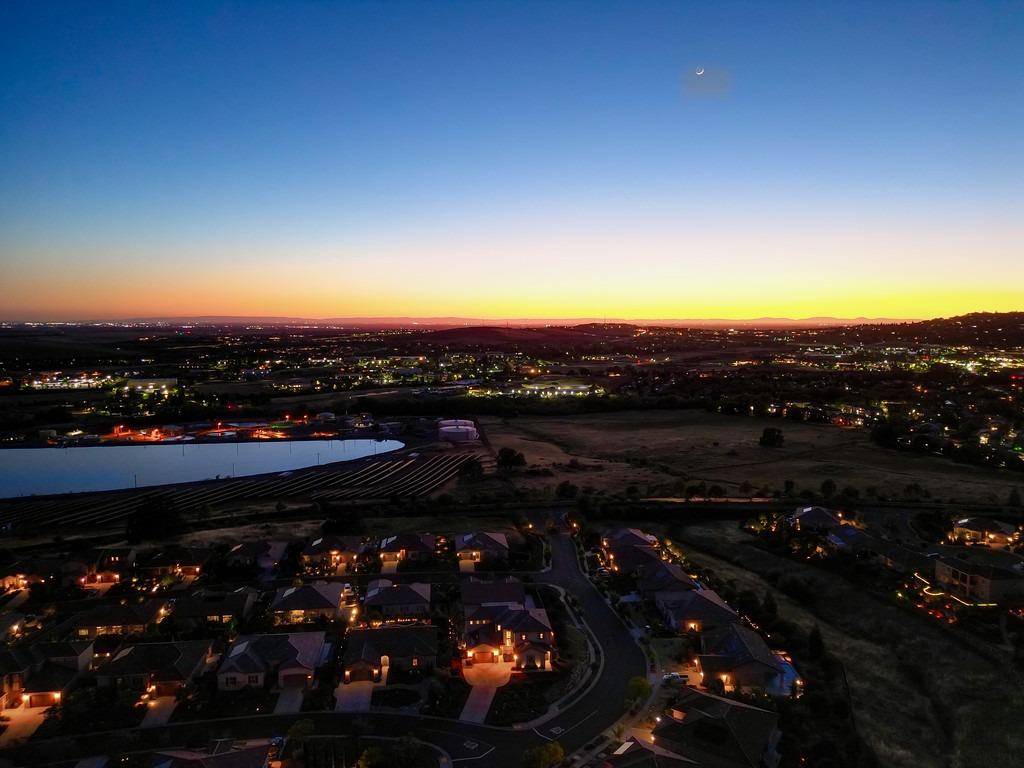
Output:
0 439 404 498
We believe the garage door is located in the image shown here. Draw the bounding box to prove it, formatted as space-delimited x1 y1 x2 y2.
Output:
282 673 309 687
473 650 496 663
347 666 374 683
29 693 56 708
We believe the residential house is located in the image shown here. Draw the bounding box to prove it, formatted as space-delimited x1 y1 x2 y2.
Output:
637 561 698 600
71 600 167 639
343 625 438 683
150 739 276 768
826 526 874 553
300 535 372 572
602 737 694 767
934 549 1024 604
697 624 785 695
363 579 431 623
217 632 327 690
454 532 509 564
657 589 739 634
602 528 659 550
651 688 781 768
950 518 1019 548
84 547 136 584
227 541 288 571
97 639 214 696
788 506 843 532
137 546 210 579
460 577 526 615
0 641 93 709
460 577 554 670
169 588 257 628
0 556 87 590
378 533 436 564
270 581 351 624
0 612 24 640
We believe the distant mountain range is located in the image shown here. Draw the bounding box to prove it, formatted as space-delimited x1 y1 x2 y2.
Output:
101 314 917 329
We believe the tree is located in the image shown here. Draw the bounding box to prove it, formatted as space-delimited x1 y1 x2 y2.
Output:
761 591 778 621
556 481 579 499
286 719 315 757
497 447 527 469
1009 487 1022 507
626 675 652 705
522 742 564 768
759 427 784 447
820 479 837 499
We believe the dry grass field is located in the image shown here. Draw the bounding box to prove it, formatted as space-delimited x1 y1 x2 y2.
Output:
478 411 1021 504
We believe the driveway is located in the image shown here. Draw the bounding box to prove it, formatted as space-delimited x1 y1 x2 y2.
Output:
4 589 29 610
274 688 305 714
460 660 513 723
335 681 374 712
459 684 496 723
381 561 399 575
0 705 47 746
458 559 476 573
141 696 178 727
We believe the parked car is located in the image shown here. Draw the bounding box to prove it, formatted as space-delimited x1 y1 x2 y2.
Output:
662 672 688 683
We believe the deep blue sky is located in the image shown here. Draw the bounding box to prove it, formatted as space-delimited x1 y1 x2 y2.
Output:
1 1 1021 320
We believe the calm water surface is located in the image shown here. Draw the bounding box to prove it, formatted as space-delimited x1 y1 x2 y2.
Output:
0 439 403 498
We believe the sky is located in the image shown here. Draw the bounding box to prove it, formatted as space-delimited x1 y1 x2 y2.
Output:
1 1 1022 322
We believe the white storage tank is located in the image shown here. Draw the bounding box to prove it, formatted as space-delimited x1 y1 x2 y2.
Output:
438 419 475 429
439 425 479 442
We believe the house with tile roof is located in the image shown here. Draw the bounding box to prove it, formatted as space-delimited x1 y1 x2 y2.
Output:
460 576 555 671
71 599 168 639
0 641 93 708
300 535 372 573
97 639 214 696
697 624 785 695
217 632 327 690
342 625 438 683
454 532 510 564
270 581 351 624
651 687 781 768
363 579 431 622
378 533 436 564
656 589 739 634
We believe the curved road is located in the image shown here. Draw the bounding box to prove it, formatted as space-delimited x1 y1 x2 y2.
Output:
22 531 646 767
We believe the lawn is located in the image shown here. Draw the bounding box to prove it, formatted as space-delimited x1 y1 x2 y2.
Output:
171 687 280 723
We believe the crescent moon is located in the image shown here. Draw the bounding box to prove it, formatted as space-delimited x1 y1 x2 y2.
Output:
695 67 705 75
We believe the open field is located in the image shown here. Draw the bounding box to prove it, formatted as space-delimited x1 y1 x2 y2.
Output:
478 411 1022 504
658 517 1021 768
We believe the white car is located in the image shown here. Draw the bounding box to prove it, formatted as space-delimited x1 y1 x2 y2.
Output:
662 672 688 683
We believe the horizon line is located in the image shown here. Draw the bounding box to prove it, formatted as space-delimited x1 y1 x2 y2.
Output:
1 312 955 327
